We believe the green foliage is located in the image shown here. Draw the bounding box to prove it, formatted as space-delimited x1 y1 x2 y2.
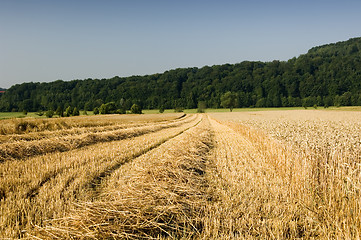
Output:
174 107 184 113
221 92 237 112
99 102 117 114
72 107 80 116
159 106 165 113
116 109 126 114
65 106 73 117
1 37 361 111
22 110 28 115
130 104 142 114
197 101 206 113
256 98 266 108
45 110 54 118
36 111 44 116
55 106 63 117
93 107 99 115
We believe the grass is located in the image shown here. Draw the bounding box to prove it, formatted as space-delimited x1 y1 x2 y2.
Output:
0 112 28 119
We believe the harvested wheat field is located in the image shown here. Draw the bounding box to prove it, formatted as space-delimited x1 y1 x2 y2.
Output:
1 110 361 239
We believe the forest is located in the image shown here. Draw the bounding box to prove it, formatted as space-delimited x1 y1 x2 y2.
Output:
0 37 361 112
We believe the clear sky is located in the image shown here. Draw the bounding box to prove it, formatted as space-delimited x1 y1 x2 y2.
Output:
1 0 361 88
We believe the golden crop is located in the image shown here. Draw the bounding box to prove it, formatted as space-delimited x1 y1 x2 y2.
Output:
1 110 360 239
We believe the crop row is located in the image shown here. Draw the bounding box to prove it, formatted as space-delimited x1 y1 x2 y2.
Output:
0 114 198 238
0 114 193 162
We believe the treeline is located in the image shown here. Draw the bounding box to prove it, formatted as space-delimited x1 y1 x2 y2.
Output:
1 37 361 112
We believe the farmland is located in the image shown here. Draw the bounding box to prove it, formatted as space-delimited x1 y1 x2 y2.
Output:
1 110 361 238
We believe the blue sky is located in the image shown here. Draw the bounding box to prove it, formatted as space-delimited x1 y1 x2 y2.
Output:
1 0 361 88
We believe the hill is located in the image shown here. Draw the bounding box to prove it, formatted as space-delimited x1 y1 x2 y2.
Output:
0 37 361 112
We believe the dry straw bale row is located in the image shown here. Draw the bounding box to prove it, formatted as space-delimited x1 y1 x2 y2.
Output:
33 116 213 239
0 114 200 238
0 115 119 135
0 113 186 143
0 113 185 136
0 114 195 162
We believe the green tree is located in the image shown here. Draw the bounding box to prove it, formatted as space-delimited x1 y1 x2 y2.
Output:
0 37 360 112
220 91 237 112
255 98 266 108
72 107 80 116
55 106 64 117
93 107 99 115
99 104 107 114
130 104 142 114
159 106 165 113
46 110 54 118
65 106 73 117
197 101 206 113
174 107 184 112
115 108 126 114
99 102 117 114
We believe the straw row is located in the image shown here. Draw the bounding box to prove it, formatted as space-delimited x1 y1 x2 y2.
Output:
0 114 199 238
0 114 194 162
33 115 213 239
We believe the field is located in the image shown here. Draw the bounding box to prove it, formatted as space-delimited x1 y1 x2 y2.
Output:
2 106 361 119
1 110 361 239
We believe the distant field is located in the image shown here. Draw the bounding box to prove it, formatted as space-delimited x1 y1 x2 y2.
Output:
1 110 361 238
0 112 28 119
2 106 361 120
0 111 94 119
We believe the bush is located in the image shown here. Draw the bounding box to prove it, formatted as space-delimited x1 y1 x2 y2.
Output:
99 102 117 114
22 110 28 115
220 91 237 112
130 104 142 114
174 107 184 113
72 107 80 116
65 106 73 117
55 106 64 117
197 101 206 113
116 109 126 114
159 106 165 113
46 110 54 118
93 107 99 115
